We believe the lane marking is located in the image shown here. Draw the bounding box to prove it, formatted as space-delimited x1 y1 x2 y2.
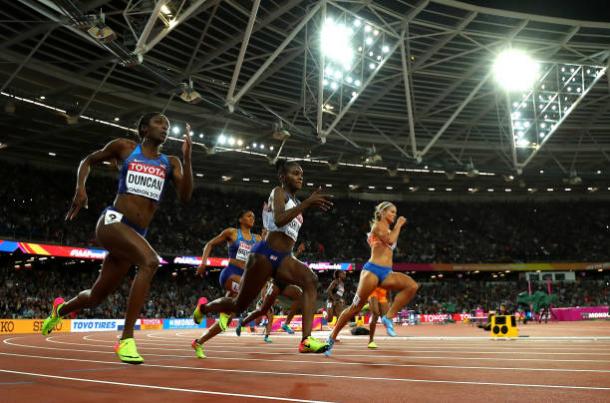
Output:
7 338 610 364
47 337 610 356
2 350 610 375
0 354 609 392
0 369 332 402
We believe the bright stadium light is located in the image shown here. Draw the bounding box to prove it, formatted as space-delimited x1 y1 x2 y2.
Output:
320 19 354 70
493 49 539 92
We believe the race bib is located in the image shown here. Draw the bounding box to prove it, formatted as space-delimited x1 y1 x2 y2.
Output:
336 286 345 297
104 209 123 225
235 241 253 262
125 161 166 201
285 214 303 241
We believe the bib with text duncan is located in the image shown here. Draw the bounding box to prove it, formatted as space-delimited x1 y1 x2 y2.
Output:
125 161 166 201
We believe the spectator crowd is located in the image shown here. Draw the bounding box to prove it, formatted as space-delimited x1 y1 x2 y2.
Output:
0 162 609 320
1 163 608 264
1 263 608 320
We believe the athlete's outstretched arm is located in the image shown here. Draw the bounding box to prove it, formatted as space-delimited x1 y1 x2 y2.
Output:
196 228 236 277
170 125 193 203
272 187 332 227
66 138 134 221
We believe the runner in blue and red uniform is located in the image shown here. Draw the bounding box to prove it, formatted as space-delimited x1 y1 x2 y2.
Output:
40 113 193 364
191 210 261 358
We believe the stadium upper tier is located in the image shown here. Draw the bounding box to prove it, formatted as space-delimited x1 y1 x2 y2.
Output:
0 163 608 263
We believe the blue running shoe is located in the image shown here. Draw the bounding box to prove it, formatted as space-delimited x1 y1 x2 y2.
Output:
323 337 335 357
236 317 243 337
381 316 397 337
281 323 295 334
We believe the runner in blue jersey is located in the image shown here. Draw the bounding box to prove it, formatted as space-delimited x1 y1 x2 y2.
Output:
193 160 333 353
191 210 261 358
40 113 193 364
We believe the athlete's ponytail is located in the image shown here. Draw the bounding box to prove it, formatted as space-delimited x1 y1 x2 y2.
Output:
370 201 395 228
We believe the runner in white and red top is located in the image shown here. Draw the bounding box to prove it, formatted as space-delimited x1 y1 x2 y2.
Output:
194 159 333 353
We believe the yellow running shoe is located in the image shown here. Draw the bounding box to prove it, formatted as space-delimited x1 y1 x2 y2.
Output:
41 297 65 336
368 341 378 349
191 339 206 359
218 312 231 331
114 338 143 364
193 297 208 325
299 336 329 353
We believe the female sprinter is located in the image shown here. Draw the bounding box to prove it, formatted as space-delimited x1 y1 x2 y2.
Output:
236 280 303 341
193 160 332 353
41 113 193 364
325 202 418 356
367 287 391 349
326 270 346 325
235 241 306 340
191 211 260 358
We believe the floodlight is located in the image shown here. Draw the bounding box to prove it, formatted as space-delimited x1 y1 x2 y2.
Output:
493 49 539 92
160 4 172 15
320 19 354 69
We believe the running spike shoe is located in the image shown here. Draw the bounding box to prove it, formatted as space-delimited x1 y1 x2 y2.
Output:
191 339 206 359
192 297 208 325
381 316 397 337
299 336 329 353
41 297 65 336
323 337 336 357
281 323 295 334
114 338 143 364
235 317 243 337
218 312 231 331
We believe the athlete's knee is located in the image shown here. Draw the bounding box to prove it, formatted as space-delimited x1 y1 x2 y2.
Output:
84 289 105 307
139 255 160 275
301 268 318 290
409 279 420 293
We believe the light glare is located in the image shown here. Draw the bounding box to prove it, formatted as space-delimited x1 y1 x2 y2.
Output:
321 19 354 69
493 49 539 92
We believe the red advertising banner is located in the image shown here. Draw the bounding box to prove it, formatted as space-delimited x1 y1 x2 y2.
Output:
140 318 164 330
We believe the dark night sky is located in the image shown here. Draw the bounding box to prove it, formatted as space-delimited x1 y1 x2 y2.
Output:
460 0 610 22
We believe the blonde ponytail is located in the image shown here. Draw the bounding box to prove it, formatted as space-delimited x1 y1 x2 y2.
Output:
370 201 394 228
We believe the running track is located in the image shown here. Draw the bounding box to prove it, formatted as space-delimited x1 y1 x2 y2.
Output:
1 322 610 402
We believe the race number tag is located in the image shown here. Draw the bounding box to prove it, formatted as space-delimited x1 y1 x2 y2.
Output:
104 209 123 225
235 241 253 262
125 161 166 201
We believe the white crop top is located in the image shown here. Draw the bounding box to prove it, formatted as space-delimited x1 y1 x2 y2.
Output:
262 188 303 242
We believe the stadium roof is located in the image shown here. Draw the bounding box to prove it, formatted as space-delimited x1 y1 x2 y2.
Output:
1 0 609 196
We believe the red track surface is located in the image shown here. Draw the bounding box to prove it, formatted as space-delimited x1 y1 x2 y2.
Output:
1 322 610 402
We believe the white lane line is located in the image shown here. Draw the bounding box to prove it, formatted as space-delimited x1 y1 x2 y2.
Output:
2 350 610 375
7 337 610 364
86 334 610 352
0 353 609 392
158 332 610 342
47 337 610 356
0 369 331 402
